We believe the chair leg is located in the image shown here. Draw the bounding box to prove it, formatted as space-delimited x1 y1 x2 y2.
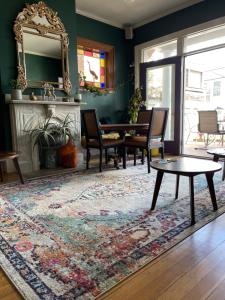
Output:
141 150 144 165
134 149 137 166
105 149 108 164
13 157 24 184
99 148 103 172
123 147 127 169
160 147 164 159
147 149 151 173
86 148 90 169
0 162 4 182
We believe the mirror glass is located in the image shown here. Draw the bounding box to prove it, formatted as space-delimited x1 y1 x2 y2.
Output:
23 32 63 87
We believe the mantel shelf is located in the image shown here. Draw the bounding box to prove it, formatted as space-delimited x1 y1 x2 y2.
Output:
6 100 85 106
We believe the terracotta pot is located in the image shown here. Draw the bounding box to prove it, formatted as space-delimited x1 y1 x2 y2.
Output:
59 140 77 168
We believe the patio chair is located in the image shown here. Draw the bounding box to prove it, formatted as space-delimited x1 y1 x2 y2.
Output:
198 110 225 148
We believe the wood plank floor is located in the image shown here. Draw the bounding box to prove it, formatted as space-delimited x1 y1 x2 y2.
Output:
1 176 225 299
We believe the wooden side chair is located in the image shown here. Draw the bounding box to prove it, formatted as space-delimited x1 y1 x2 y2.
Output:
0 152 24 183
123 107 169 173
135 109 152 165
81 109 124 172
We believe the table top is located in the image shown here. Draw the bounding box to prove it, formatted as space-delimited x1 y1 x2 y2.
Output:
150 157 222 176
207 148 225 157
99 123 149 131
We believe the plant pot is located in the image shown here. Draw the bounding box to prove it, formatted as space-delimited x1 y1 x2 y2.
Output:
59 141 77 168
11 89 22 100
43 147 58 169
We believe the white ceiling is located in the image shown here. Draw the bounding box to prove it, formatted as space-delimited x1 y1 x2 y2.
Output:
76 0 203 29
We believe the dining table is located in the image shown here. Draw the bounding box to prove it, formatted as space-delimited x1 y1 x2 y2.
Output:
99 123 149 132
99 123 149 169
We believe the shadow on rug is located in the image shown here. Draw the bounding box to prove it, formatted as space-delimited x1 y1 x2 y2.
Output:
0 163 224 299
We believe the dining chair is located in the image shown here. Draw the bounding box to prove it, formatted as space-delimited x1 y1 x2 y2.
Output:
198 110 225 147
123 107 169 173
134 109 152 165
81 109 124 172
0 152 24 183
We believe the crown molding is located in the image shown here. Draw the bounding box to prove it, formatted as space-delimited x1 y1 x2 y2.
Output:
76 0 203 30
76 9 123 29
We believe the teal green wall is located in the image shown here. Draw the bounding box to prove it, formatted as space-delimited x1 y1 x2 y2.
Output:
26 54 62 83
134 0 225 45
76 14 130 123
0 0 77 150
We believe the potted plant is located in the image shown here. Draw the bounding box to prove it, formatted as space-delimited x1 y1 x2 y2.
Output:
128 87 145 123
11 79 23 100
27 115 77 169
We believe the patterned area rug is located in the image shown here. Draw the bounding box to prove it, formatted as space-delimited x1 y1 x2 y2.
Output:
0 163 225 299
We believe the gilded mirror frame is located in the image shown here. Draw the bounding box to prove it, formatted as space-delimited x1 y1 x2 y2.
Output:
14 1 72 94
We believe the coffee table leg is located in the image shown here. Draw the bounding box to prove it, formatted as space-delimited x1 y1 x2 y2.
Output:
175 175 180 199
205 172 218 211
150 171 164 211
213 155 219 162
189 176 195 225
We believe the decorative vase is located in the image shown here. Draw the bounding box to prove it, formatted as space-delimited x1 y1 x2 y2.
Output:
11 89 22 100
59 140 77 168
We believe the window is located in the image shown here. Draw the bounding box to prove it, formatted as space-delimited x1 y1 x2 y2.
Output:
186 69 203 89
77 37 115 90
142 40 177 63
213 80 221 96
184 25 225 53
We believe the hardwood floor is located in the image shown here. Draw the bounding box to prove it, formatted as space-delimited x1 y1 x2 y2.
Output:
1 175 225 299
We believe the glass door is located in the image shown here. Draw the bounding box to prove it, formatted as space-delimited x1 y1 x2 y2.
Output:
140 56 182 154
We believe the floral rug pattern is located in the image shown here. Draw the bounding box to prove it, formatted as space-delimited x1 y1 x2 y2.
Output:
0 163 225 299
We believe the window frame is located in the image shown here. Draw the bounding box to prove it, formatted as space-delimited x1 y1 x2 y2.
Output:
135 16 225 88
77 37 115 90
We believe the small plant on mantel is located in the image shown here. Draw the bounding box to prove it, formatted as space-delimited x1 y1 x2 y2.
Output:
78 72 109 96
10 79 23 100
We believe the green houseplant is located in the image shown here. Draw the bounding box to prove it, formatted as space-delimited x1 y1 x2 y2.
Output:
11 79 23 100
128 87 145 123
78 72 109 96
27 115 76 168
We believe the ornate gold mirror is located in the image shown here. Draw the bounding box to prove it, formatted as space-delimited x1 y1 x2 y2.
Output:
14 1 72 94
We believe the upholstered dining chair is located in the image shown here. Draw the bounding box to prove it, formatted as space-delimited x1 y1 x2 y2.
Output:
198 110 225 147
0 152 24 183
81 109 124 172
123 107 169 173
134 109 152 165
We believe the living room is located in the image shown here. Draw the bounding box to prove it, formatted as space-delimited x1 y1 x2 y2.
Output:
1 0 225 299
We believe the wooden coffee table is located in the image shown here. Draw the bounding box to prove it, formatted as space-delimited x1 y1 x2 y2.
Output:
207 148 225 181
150 157 221 225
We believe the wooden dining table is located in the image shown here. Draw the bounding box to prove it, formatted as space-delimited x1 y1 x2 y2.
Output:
99 123 149 132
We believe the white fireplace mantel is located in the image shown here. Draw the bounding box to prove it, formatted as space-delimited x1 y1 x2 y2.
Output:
6 97 83 173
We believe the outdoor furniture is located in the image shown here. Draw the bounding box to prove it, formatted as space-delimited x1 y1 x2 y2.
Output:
81 109 124 172
150 157 221 225
207 148 225 181
0 152 24 184
122 107 169 173
198 110 225 147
